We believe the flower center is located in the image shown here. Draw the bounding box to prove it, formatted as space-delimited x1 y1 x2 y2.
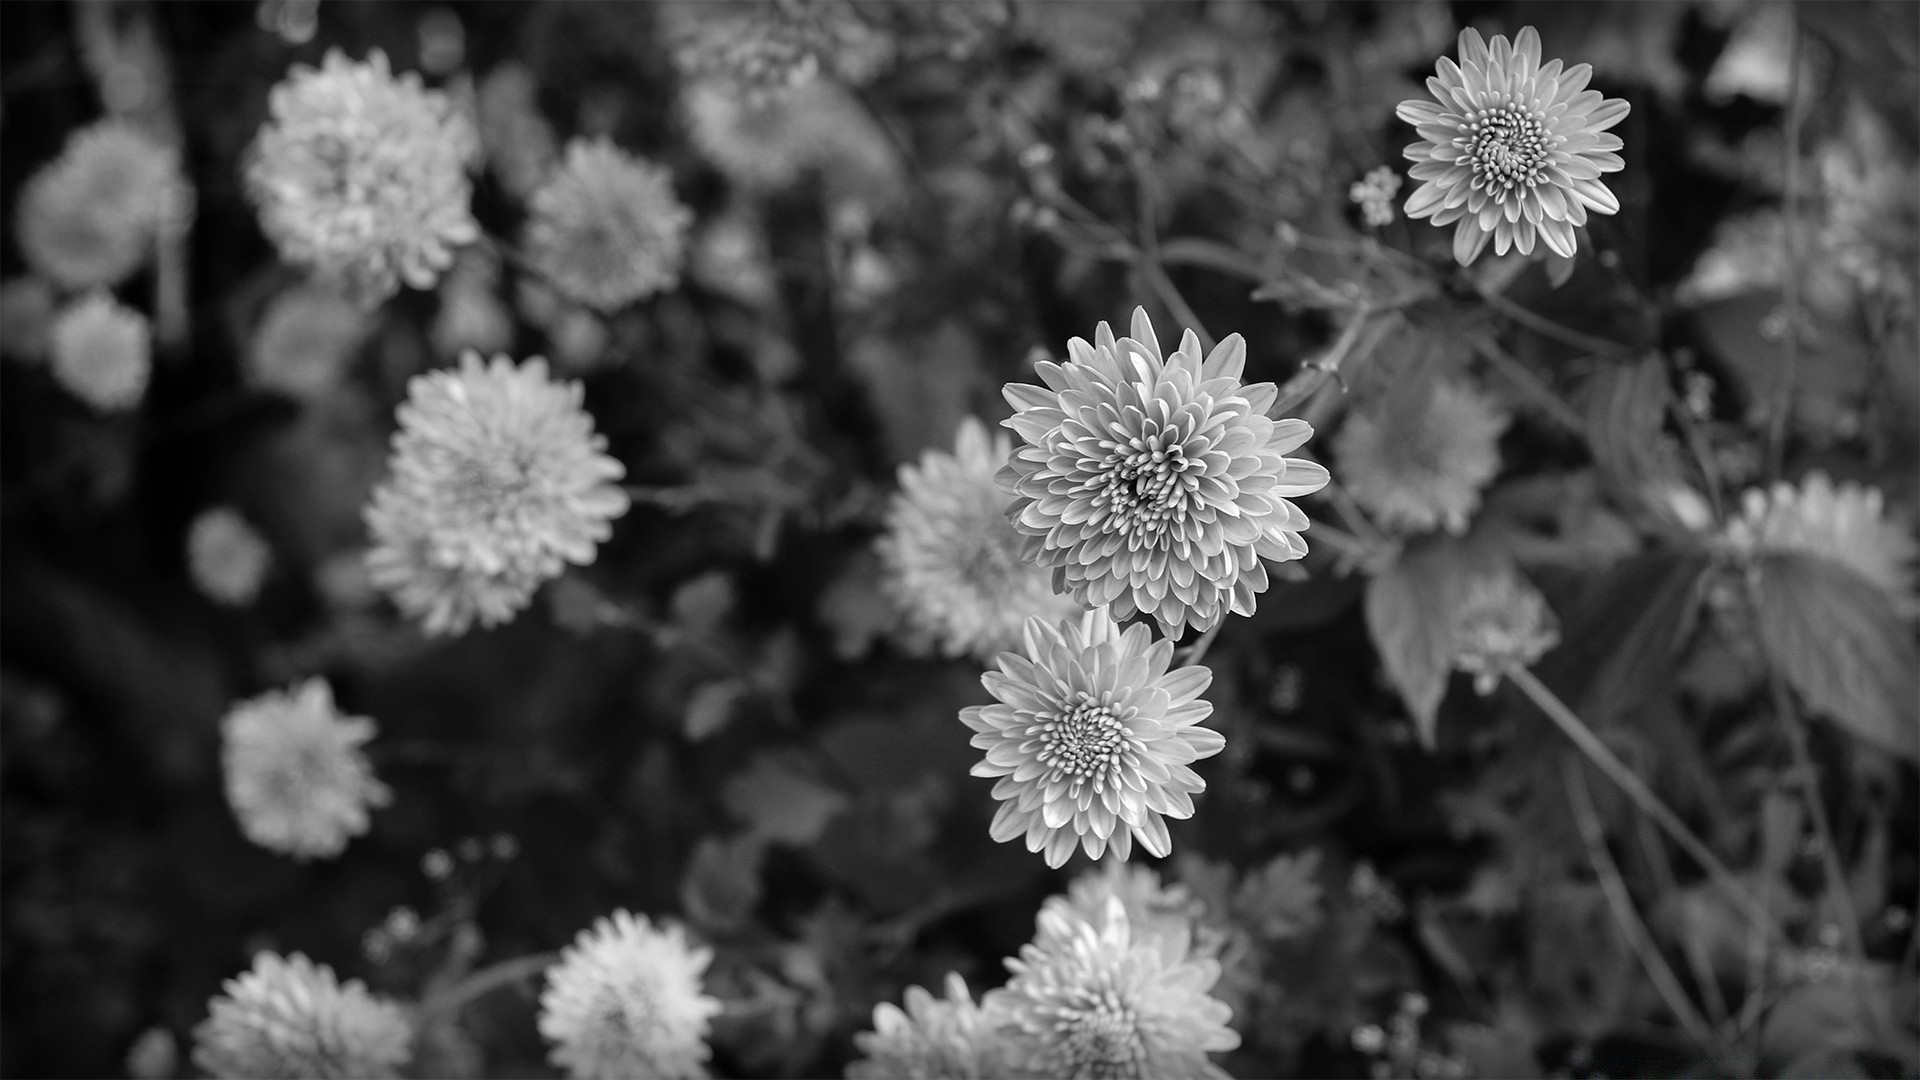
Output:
1093 425 1202 540
1038 693 1129 793
1459 97 1555 197
1059 989 1149 1079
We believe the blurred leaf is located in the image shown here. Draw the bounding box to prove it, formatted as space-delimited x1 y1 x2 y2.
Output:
670 571 736 636
684 680 747 742
1539 551 1709 726
722 751 852 845
682 834 767 933
1580 353 1687 506
1365 534 1510 747
1447 1008 1545 1080
1233 850 1323 940
814 549 898 662
1761 960 1919 1068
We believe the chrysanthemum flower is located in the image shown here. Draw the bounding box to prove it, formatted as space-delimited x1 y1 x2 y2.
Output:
364 352 629 636
1451 570 1561 694
879 417 1084 661
1000 308 1329 638
246 49 478 301
663 0 895 100
962 608 1225 868
189 506 274 607
1335 376 1508 534
247 282 372 400
524 139 693 313
221 679 390 859
48 292 151 411
988 896 1239 1079
15 120 190 290
193 951 413 1079
847 973 1017 1080
1040 859 1210 957
1398 26 1630 264
538 910 722 1080
1725 472 1917 612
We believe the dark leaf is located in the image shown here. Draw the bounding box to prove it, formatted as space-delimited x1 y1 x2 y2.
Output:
1365 534 1510 747
1538 551 1710 727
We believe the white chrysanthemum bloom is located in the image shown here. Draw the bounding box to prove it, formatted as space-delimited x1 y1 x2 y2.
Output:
1001 308 1329 638
663 0 894 100
1725 472 1918 612
48 292 151 411
989 896 1239 1079
685 78 901 205
1451 570 1561 694
847 973 1017 1080
878 417 1085 661
525 140 693 313
247 282 372 399
962 609 1225 868
15 120 190 290
476 62 560 200
1349 166 1403 228
221 679 391 860
193 951 413 1079
189 506 274 607
364 352 629 635
247 49 478 301
1335 376 1508 534
0 277 57 363
1398 27 1630 264
1039 859 1210 959
539 910 722 1080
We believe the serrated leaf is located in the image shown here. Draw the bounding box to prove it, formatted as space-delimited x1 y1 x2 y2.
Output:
722 751 852 845
1752 553 1919 760
1365 535 1510 747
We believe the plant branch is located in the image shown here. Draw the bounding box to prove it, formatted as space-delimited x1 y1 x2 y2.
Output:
1765 8 1805 482
1476 285 1633 356
415 951 557 1022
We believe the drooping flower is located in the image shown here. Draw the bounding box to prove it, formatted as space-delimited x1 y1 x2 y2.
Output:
193 951 413 1079
48 291 151 411
1398 26 1630 264
524 139 693 313
364 352 629 636
878 417 1084 661
15 120 190 290
988 896 1239 1080
1335 375 1508 534
221 678 390 859
1349 166 1403 228
247 282 373 400
961 608 1225 868
246 49 478 301
1725 472 1917 613
1000 308 1329 638
538 910 722 1080
189 506 274 607
847 973 1018 1080
1451 570 1561 693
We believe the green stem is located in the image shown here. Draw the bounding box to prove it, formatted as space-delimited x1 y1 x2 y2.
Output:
415 951 558 1022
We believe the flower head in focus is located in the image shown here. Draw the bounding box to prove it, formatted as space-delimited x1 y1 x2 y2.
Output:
1349 166 1403 228
525 139 692 313
1398 27 1630 264
1451 570 1561 694
49 292 151 411
364 352 629 636
1725 472 1917 612
538 910 722 1080
247 282 373 400
221 678 390 859
879 416 1084 661
1000 308 1329 638
989 896 1239 1079
962 608 1225 868
193 951 412 1079
246 49 477 301
15 120 190 290
847 973 1017 1080
1335 375 1508 534
189 506 274 607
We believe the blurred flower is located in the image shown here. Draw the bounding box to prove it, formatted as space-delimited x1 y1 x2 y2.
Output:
14 120 190 290
847 973 1014 1080
1349 166 1402 228
1336 376 1507 534
0 277 57 363
691 207 778 307
1725 472 1917 611
49 291 151 411
663 0 894 100
247 282 372 399
188 506 274 607
124 1026 177 1080
525 139 692 312
1001 308 1328 638
221 678 390 859
989 896 1238 1079
1041 859 1210 957
684 78 901 205
475 62 561 200
961 608 1225 868
364 353 629 636
247 49 477 301
193 951 412 1079
1398 27 1630 264
539 910 722 1080
1451 571 1561 694
878 417 1083 662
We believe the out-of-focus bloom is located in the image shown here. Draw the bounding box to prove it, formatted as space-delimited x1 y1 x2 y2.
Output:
475 62 561 200
15 121 190 290
189 506 274 607
691 208 778 307
1725 472 1917 612
193 951 412 1079
1000 308 1329 638
847 973 1015 1080
684 78 901 205
961 609 1225 868
0 277 57 363
663 0 894 100
538 910 722 1080
247 282 372 399
1398 27 1630 264
1039 859 1210 958
1451 571 1561 693
989 897 1238 1079
1350 166 1403 228
365 352 629 636
247 49 477 301
49 292 151 411
221 678 390 859
524 139 692 312
878 417 1083 662
1336 376 1508 534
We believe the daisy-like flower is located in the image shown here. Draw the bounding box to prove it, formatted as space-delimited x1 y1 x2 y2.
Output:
538 910 722 1080
221 679 390 859
246 49 478 302
524 139 693 313
364 352 629 636
1451 570 1561 694
1725 472 1917 613
247 282 372 400
15 120 190 291
847 973 1016 1080
48 292 151 411
1000 308 1329 638
1398 26 1630 264
193 951 413 1079
962 608 1225 868
989 896 1239 1079
1040 859 1210 957
189 506 274 607
879 417 1084 661
663 0 895 101
1335 375 1508 534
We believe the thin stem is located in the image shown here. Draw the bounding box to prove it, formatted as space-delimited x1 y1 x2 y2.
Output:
1463 336 1589 436
1766 6 1805 482
1273 308 1380 418
415 951 558 1021
1476 285 1632 356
